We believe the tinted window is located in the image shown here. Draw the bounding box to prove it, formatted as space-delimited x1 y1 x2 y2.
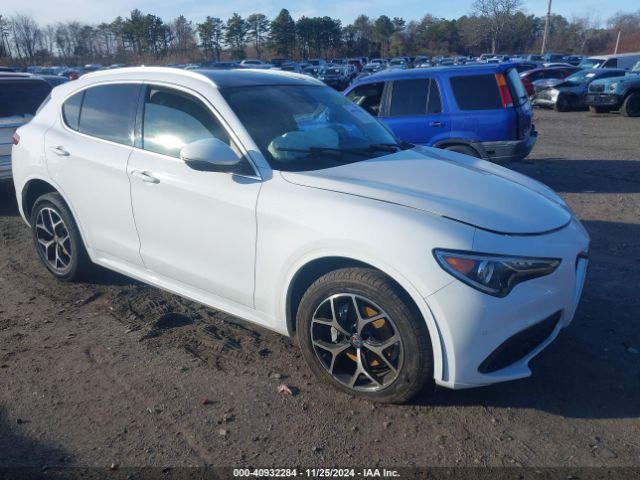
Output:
62 91 84 131
0 80 52 118
543 70 563 79
346 82 384 116
389 79 441 116
427 80 441 114
450 74 502 110
142 87 230 158
389 79 427 116
78 84 138 145
602 59 618 68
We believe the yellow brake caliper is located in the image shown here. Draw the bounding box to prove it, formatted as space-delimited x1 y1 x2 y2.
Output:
347 306 385 366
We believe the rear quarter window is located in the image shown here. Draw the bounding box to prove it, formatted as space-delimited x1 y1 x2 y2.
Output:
62 91 84 131
450 74 502 110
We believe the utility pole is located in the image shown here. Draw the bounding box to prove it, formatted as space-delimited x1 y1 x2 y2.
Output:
614 30 621 54
541 0 552 55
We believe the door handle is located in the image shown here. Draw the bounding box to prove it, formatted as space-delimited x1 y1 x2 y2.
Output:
429 121 443 127
131 170 160 184
49 145 70 156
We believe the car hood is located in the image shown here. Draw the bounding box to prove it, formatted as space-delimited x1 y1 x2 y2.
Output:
533 78 564 88
281 147 572 235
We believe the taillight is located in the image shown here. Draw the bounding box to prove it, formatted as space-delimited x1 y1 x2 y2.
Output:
495 73 513 108
12 133 20 145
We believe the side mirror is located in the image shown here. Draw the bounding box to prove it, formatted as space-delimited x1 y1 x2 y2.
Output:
179 138 240 172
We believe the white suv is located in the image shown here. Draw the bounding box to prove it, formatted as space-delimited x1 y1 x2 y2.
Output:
12 67 590 403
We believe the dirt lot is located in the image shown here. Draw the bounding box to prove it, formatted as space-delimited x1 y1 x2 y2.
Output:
0 108 639 471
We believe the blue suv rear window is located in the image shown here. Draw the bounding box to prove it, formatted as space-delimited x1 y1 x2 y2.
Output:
450 74 502 110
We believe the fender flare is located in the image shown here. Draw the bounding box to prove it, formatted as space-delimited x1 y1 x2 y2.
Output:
20 175 95 259
280 250 447 383
433 138 487 159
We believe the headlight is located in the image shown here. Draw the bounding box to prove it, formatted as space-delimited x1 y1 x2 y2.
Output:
608 82 618 92
549 89 560 101
433 249 561 297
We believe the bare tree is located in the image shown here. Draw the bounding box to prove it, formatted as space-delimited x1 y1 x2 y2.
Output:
0 15 11 58
472 0 523 53
10 14 42 59
42 24 57 56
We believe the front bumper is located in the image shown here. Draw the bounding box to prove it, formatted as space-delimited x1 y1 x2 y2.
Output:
0 154 12 181
427 218 590 389
532 96 556 108
585 93 622 108
477 129 538 162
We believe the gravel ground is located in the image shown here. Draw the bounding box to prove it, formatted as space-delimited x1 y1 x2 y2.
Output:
0 108 639 471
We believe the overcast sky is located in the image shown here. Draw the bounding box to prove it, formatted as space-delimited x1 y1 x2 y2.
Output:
0 0 634 25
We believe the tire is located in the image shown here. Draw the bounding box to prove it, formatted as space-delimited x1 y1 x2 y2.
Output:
296 267 433 403
554 95 571 112
30 192 92 281
589 106 610 114
444 144 480 158
621 92 640 117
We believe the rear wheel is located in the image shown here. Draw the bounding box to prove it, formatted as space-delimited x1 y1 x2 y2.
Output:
589 106 611 114
444 144 480 158
621 92 640 117
30 193 92 281
296 267 433 403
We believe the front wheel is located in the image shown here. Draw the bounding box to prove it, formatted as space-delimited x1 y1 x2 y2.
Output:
555 95 572 112
296 268 433 403
621 92 640 117
30 192 92 281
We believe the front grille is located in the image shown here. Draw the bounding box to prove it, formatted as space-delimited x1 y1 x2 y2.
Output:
590 84 605 93
478 311 562 374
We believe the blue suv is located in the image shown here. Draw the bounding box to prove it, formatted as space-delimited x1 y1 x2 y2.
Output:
344 63 537 162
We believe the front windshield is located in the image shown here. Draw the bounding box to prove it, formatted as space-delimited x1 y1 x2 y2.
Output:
632 61 640 72
221 85 401 172
578 58 603 69
322 67 345 75
565 71 598 84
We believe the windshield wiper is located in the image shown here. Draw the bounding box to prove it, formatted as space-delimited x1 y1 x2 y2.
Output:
274 146 372 156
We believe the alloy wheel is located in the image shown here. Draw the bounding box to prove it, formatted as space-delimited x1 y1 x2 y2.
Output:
35 207 72 272
310 294 403 392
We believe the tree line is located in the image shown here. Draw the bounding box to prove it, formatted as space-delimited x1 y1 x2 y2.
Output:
1 2 639 66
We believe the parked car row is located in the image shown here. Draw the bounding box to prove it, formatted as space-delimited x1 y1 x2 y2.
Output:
526 60 640 116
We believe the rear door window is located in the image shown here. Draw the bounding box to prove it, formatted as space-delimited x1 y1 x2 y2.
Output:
346 82 384 116
388 79 442 116
450 74 502 110
78 84 139 145
0 80 52 118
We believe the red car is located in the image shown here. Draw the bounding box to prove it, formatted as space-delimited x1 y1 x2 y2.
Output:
519 67 580 97
347 58 364 72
